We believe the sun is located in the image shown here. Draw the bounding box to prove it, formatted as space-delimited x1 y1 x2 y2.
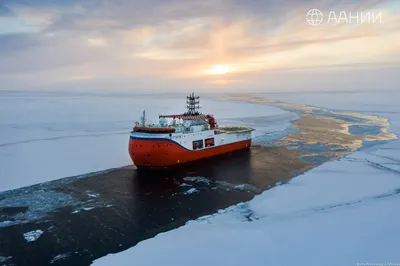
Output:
207 65 235 75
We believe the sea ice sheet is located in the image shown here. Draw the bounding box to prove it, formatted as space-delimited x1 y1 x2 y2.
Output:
0 92 291 192
92 91 400 266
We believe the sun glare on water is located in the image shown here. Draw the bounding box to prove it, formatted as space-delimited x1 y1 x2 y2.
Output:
207 65 235 75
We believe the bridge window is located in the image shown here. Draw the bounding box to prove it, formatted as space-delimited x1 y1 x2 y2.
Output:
192 140 203 150
205 137 215 147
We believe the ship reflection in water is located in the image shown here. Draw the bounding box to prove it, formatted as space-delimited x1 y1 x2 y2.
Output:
0 146 309 266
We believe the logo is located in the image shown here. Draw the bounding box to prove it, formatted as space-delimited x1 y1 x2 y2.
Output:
306 9 383 26
306 9 324 26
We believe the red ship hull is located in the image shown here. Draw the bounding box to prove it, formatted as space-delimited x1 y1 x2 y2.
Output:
129 137 251 169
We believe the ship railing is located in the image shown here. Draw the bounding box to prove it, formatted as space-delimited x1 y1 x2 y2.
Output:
133 122 175 129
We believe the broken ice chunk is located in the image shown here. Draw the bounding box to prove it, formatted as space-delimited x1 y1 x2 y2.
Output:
23 230 43 242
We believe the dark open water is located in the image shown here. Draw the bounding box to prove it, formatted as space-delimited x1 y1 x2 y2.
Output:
0 146 309 266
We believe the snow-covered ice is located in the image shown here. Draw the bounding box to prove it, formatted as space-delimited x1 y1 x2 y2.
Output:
2 90 399 265
179 179 263 194
71 206 96 213
0 256 12 263
92 91 400 266
50 253 70 264
0 220 13 227
92 154 400 266
0 92 291 192
182 176 211 185
183 188 199 195
214 181 262 192
233 184 260 192
23 229 44 242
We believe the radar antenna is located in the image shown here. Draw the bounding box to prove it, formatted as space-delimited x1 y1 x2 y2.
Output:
185 92 201 115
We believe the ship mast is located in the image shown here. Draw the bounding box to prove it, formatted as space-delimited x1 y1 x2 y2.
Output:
140 110 146 127
185 92 201 115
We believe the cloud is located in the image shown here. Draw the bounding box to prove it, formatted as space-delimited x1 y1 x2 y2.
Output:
87 37 107 47
0 0 399 92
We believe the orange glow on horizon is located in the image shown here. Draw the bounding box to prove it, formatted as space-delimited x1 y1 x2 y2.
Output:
206 65 235 75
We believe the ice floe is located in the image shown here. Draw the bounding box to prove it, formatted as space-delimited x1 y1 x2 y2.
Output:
183 177 210 185
183 188 199 195
71 206 95 214
0 256 12 263
0 220 14 227
50 253 70 264
233 184 261 193
23 229 43 242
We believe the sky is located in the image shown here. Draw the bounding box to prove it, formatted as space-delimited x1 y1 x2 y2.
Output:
0 0 399 93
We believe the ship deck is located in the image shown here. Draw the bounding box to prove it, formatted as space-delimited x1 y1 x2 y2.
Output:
217 126 254 134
